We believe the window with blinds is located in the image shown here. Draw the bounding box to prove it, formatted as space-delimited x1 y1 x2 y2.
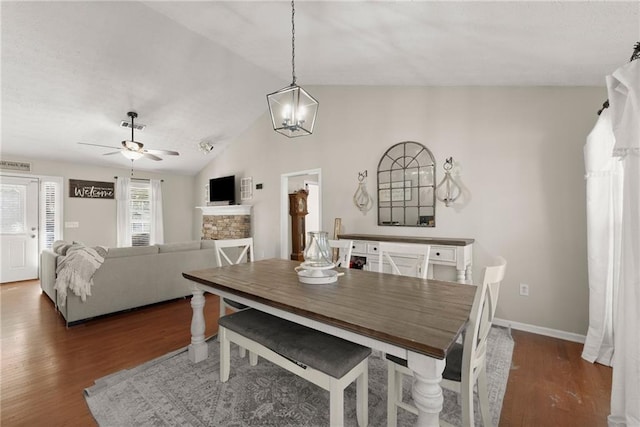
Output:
130 181 151 246
42 181 58 249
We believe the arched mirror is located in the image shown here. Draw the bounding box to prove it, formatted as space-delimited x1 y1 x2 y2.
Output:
377 141 436 227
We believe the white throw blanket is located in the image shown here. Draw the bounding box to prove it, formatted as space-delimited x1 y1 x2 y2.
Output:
55 244 105 307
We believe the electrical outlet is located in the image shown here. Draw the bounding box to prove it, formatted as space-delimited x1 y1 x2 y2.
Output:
519 283 529 296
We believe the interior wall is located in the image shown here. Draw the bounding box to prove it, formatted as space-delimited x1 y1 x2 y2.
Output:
195 85 605 336
11 158 195 247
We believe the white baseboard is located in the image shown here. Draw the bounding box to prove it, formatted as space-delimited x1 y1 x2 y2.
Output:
493 317 586 344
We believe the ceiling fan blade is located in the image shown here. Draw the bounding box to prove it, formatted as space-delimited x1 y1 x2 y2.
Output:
144 149 180 156
143 153 162 161
78 142 121 150
102 151 122 156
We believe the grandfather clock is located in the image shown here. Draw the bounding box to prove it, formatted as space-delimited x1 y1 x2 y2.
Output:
289 189 308 261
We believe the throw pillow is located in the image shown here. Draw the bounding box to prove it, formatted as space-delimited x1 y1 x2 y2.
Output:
52 240 71 255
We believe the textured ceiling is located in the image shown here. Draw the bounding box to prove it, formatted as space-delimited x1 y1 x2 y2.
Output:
1 1 638 175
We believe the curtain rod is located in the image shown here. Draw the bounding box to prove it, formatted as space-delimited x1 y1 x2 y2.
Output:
597 41 640 115
114 176 164 182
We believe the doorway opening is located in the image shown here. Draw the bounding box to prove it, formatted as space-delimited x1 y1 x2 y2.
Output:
280 168 322 260
304 180 320 233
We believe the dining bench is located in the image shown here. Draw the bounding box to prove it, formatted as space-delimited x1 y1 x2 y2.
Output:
218 308 371 427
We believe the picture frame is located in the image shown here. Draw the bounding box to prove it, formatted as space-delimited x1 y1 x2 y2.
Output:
69 179 114 199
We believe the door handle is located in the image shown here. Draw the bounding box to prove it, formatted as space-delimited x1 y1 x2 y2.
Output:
30 235 36 238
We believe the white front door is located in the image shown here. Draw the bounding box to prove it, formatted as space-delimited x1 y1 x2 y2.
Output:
1 177 39 283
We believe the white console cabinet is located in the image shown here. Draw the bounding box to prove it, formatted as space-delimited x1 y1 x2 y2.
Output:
338 234 474 284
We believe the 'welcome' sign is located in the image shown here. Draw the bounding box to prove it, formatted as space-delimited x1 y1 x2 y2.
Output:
69 179 115 199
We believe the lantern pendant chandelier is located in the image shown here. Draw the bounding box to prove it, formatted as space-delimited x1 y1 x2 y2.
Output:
267 0 318 138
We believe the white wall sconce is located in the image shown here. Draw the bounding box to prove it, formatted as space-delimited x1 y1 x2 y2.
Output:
436 157 462 207
353 170 373 214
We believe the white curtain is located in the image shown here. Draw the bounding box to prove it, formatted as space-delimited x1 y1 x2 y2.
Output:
116 177 131 247
582 108 623 366
149 179 164 245
606 59 640 427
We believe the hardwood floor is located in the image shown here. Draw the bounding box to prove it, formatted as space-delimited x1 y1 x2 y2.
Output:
500 330 612 426
1 280 611 426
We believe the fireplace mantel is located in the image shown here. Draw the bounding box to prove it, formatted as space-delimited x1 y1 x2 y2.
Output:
196 205 252 216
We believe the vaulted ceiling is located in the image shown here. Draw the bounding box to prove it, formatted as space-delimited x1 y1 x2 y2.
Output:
2 1 638 175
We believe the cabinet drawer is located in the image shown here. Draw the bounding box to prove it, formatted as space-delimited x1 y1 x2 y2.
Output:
430 246 456 262
351 242 367 254
366 243 379 255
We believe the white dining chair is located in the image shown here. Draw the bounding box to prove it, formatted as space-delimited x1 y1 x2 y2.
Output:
486 256 507 319
386 256 507 427
377 241 431 279
213 237 254 357
328 239 353 268
214 237 254 267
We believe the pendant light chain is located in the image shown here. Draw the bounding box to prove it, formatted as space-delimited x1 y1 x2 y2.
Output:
291 0 296 86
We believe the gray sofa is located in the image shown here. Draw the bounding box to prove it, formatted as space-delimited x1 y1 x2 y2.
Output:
40 240 218 325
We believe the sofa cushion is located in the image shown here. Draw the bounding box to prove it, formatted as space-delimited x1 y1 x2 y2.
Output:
66 242 108 258
157 241 201 253
105 246 159 258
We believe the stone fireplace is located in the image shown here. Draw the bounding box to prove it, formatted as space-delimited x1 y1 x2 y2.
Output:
197 205 252 240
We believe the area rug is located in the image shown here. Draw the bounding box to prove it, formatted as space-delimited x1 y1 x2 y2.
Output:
85 326 514 427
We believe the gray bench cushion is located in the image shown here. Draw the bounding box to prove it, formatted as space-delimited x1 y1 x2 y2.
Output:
386 342 463 382
219 309 371 378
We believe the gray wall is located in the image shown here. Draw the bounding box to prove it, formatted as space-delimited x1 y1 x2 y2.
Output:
10 158 195 247
196 85 605 336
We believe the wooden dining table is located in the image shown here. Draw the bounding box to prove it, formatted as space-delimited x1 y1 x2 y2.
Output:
183 258 476 427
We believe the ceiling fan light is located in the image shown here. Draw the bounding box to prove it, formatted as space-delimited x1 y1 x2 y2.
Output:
121 150 144 160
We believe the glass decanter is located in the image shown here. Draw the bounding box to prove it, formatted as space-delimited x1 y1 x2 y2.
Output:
303 231 333 268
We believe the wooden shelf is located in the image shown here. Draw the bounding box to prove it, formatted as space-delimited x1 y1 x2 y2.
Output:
338 233 474 246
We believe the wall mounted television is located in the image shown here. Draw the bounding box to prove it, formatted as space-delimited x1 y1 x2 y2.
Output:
209 175 235 205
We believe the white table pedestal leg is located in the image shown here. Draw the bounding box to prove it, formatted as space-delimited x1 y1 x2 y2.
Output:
408 352 446 427
456 268 466 283
188 288 208 363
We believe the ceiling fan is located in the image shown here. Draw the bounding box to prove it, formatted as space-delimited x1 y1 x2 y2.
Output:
79 112 180 161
